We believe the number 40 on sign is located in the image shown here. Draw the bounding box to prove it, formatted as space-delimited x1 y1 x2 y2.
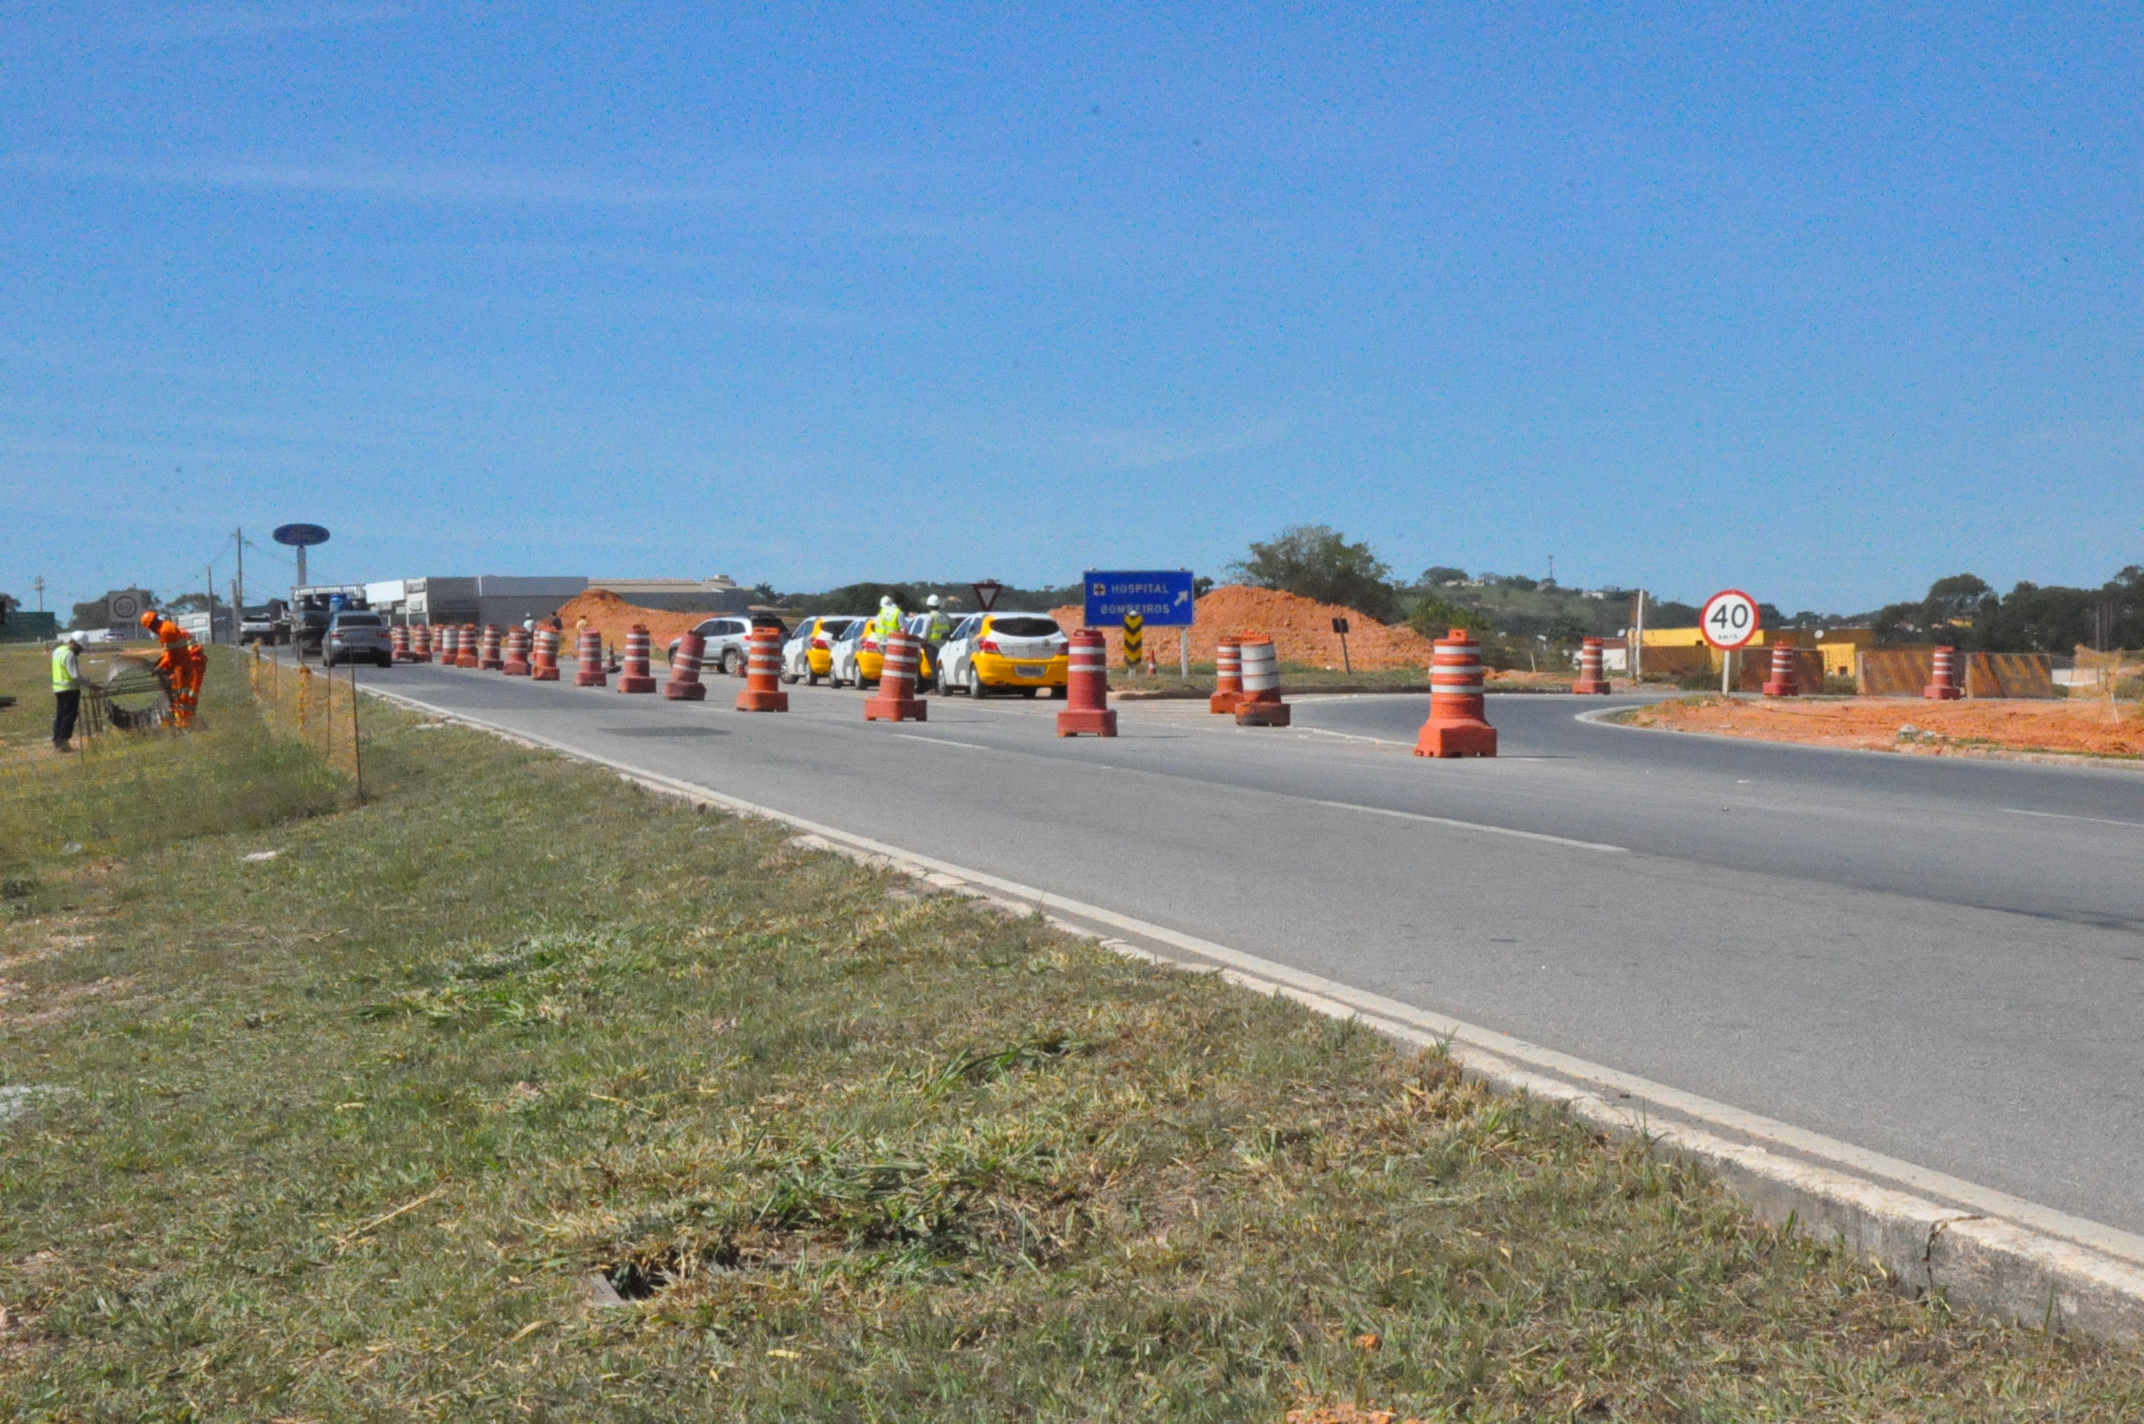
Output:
1701 589 1760 695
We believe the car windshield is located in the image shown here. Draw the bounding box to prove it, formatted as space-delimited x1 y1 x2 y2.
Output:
990 616 1059 638
334 614 383 627
820 618 856 638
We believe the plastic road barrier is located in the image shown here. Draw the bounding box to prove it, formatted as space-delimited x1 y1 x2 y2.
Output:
391 625 411 662
1234 635 1291 727
502 626 532 676
478 625 505 671
1572 636 1611 695
1763 642 1801 697
735 626 790 711
410 623 432 662
664 631 708 700
1057 628 1118 737
617 625 658 693
864 630 928 722
1415 629 1498 758
1210 636 1243 714
532 627 561 681
1924 645 1962 700
574 628 606 687
457 624 481 669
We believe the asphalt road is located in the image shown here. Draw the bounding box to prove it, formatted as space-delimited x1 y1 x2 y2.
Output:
361 664 2144 1239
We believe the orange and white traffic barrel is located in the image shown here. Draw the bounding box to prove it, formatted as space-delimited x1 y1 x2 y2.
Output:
1210 635 1243 714
1415 629 1498 757
574 628 606 687
1572 636 1611 695
735 626 789 711
502 626 532 676
478 625 505 670
410 623 432 662
616 624 657 693
1056 628 1117 737
457 623 481 668
864 630 928 722
391 624 411 662
1763 642 1801 697
436 625 458 665
532 627 561 681
1234 634 1290 727
664 631 708 700
1923 645 1962 700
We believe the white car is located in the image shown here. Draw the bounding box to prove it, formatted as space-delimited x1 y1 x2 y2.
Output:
934 611 1070 697
825 616 874 688
667 615 789 676
780 615 863 685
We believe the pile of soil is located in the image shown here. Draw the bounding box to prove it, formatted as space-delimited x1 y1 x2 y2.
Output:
1046 585 1446 672
549 590 709 655
1625 695 2144 760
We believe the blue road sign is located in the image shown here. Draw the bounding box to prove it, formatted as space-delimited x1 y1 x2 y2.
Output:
1083 569 1196 628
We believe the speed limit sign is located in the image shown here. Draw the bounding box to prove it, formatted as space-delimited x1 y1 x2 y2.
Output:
108 589 145 624
1700 589 1760 650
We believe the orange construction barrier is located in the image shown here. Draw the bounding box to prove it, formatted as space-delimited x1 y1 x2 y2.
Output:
1924 645 1962 700
735 627 789 711
391 625 411 662
1763 643 1801 697
574 628 606 687
457 623 481 668
1056 628 1117 737
617 625 657 693
532 627 561 681
1415 629 1497 757
864 630 928 722
1210 636 1242 714
478 625 504 671
664 631 708 700
410 623 432 662
1572 636 1610 695
1234 635 1290 727
502 626 532 676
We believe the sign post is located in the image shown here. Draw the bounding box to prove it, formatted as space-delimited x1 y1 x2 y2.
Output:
1331 616 1352 676
1700 588 1760 695
1083 570 1196 677
273 523 331 590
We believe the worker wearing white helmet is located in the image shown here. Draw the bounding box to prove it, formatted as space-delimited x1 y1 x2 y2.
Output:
871 593 904 642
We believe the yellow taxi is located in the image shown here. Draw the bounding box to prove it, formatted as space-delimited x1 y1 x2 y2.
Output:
937 612 1070 697
781 615 863 684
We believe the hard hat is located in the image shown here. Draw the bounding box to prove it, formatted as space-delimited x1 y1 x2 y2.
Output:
925 595 940 609
67 631 85 645
139 610 159 629
880 595 895 608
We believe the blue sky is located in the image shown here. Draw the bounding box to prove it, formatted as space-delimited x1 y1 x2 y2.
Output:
2 3 2138 617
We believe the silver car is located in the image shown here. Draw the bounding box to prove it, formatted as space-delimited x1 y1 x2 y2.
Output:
666 615 789 676
324 610 393 667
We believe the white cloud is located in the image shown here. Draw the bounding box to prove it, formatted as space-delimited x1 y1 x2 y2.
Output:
3 153 728 207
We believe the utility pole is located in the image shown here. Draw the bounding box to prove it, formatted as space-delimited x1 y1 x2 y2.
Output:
205 561 218 644
234 528 245 614
1632 589 1645 680
31 575 45 612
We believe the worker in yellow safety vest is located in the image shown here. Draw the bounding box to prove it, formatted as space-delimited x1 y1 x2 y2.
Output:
870 594 904 644
50 632 85 752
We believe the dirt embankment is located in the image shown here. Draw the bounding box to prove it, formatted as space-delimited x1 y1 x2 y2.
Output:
1624 695 2144 761
1046 585 1444 671
549 590 709 654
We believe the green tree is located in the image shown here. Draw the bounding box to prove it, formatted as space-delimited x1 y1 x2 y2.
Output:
1406 594 1491 639
1419 565 1468 587
1230 525 1398 622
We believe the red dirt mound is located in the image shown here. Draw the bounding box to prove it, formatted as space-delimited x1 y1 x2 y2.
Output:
1046 584 1441 672
550 590 709 655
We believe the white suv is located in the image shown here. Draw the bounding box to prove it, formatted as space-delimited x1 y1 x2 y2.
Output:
667 615 787 676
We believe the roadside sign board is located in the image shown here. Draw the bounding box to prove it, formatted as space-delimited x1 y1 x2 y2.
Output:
273 523 330 547
107 589 145 623
1083 570 1195 628
1701 589 1760 650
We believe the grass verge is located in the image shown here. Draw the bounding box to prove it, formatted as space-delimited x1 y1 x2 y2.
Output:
1 655 2141 1419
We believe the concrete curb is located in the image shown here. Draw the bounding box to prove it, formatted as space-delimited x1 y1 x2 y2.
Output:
358 679 2144 1338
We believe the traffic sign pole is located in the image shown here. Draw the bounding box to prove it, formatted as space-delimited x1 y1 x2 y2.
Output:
1700 588 1761 697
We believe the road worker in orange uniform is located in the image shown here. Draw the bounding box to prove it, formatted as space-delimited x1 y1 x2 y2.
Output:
142 610 207 729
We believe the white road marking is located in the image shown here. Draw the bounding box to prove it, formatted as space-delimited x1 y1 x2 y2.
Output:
2003 807 2144 830
1313 799 1627 853
892 733 992 751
